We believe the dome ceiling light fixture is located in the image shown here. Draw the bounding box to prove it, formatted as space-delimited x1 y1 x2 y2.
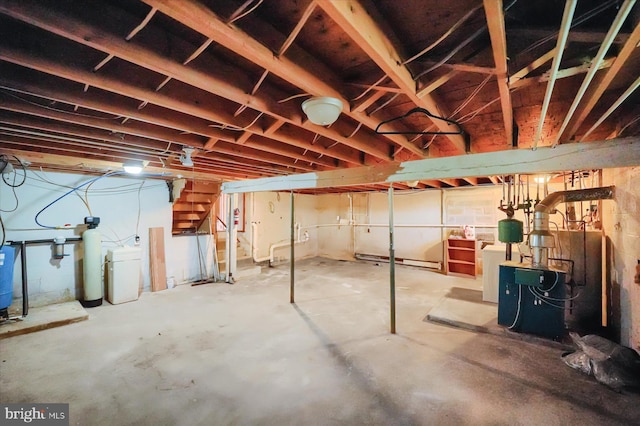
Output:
302 96 343 126
180 147 195 167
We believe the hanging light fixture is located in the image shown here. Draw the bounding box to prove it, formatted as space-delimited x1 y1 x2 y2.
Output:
302 96 343 126
180 147 195 167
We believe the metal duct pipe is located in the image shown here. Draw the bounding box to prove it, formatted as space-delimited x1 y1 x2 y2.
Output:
530 186 614 268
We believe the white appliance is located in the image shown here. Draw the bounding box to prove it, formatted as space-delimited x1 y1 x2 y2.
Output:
107 247 141 304
482 244 507 303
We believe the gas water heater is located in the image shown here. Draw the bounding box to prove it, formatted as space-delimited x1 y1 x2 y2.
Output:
82 216 102 307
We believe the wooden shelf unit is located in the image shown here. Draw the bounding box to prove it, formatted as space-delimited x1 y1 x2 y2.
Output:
446 238 476 277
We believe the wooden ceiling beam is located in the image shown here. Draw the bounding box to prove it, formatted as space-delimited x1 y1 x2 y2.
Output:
484 0 513 146
264 119 286 135
352 91 387 113
0 110 186 152
439 178 460 187
240 138 338 169
561 22 640 140
0 131 167 163
0 0 298 122
417 71 458 98
0 130 296 177
510 49 555 83
0 144 266 181
0 92 204 148
209 142 321 172
4 121 320 174
510 57 615 89
319 0 467 155
222 137 640 193
0 50 363 167
142 0 412 160
419 62 496 75
0 73 234 142
0 0 392 163
0 45 251 130
462 177 479 186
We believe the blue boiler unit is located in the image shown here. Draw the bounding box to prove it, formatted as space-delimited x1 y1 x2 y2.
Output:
498 261 567 340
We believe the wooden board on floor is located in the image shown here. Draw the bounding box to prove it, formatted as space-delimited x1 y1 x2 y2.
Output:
149 227 167 292
0 301 88 339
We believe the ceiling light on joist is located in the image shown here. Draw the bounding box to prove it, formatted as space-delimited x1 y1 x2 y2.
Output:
123 160 145 174
302 96 343 126
180 147 195 167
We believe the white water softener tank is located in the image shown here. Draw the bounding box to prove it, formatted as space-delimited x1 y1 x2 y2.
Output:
82 216 102 307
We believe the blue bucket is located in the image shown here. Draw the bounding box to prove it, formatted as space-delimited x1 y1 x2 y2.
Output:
0 246 16 310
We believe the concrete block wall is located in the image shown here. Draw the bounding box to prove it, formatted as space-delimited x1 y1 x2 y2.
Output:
603 166 640 350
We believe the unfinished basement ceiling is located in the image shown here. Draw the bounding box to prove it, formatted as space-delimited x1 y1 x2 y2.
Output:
0 0 638 192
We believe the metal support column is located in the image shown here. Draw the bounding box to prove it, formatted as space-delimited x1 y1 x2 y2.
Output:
225 193 237 283
290 191 295 304
21 241 28 316
388 185 396 334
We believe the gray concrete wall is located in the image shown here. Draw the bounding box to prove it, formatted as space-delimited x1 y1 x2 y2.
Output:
603 166 640 350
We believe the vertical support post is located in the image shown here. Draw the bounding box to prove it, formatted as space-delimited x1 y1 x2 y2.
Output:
225 193 237 283
388 185 396 334
21 242 28 316
290 191 295 303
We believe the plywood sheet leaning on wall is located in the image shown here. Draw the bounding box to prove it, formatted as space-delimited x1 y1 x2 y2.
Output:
149 227 167 292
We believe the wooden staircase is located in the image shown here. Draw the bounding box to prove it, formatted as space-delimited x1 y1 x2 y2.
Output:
172 180 220 235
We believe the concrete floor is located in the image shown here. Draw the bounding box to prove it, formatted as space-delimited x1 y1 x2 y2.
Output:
1 258 638 425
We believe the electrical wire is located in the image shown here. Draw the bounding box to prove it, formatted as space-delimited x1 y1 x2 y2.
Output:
0 89 122 120
518 0 619 56
228 0 263 24
0 171 19 213
530 285 582 302
102 234 138 246
413 26 487 81
0 214 5 248
402 4 484 65
528 287 566 309
0 155 28 246
413 0 519 81
1 155 27 188
507 284 523 329
449 74 493 119
34 171 123 229
136 180 144 238
28 170 164 195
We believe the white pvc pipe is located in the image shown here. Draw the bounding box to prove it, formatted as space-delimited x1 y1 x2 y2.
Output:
252 222 310 264
269 224 309 262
